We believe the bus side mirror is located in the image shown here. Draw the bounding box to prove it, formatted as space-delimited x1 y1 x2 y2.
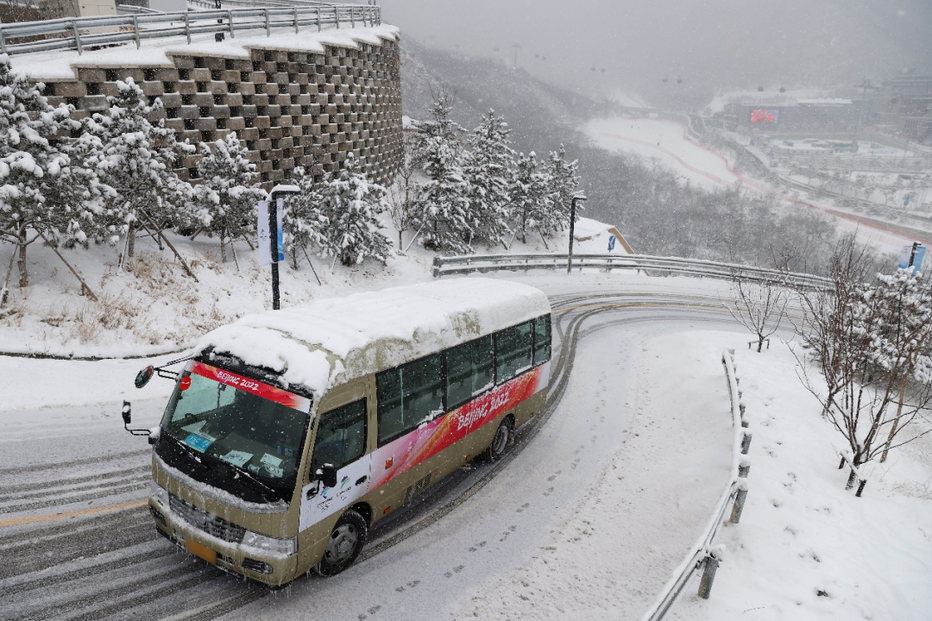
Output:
316 464 338 488
121 400 151 438
135 366 154 389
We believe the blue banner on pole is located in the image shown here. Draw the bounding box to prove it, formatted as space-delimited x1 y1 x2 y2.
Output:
914 246 926 273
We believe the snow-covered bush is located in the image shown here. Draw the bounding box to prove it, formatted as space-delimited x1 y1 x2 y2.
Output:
410 93 473 253
0 55 94 292
318 152 392 267
509 151 552 245
282 165 328 269
194 132 266 264
542 145 582 236
82 78 194 262
463 110 514 248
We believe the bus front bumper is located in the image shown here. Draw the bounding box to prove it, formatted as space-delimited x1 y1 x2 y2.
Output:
148 493 298 586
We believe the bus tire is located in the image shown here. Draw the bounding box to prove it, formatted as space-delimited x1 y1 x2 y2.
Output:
485 417 513 462
315 509 368 577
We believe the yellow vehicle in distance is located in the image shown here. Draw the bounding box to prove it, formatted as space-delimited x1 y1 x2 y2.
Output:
123 278 552 585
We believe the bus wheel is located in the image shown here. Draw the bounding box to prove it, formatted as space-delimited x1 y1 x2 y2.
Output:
316 510 368 577
486 417 513 462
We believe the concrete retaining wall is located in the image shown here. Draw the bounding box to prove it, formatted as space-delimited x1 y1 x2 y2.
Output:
38 30 403 188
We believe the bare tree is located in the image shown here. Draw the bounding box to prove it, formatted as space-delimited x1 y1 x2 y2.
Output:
725 270 790 353
388 130 424 252
795 235 932 494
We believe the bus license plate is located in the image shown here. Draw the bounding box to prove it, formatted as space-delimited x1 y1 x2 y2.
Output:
185 538 217 564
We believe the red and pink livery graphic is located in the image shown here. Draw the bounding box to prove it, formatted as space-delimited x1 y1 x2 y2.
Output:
190 361 312 413
372 364 549 489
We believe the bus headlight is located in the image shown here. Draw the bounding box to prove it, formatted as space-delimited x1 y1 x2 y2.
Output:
241 530 296 556
149 480 169 509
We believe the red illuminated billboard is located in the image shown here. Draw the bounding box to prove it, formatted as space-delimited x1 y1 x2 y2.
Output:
750 108 779 124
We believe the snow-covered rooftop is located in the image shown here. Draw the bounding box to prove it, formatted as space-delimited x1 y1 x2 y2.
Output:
796 98 853 105
195 278 551 401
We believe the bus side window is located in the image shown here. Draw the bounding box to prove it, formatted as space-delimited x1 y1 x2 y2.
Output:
495 321 533 384
376 353 443 446
533 315 551 365
445 335 494 410
311 399 367 474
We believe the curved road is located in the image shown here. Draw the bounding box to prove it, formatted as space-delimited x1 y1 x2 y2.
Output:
0 286 743 620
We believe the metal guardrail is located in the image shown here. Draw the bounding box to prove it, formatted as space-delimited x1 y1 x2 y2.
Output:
0 2 380 56
641 350 750 620
432 253 831 290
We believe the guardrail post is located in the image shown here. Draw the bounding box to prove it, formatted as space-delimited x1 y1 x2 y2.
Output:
740 430 752 455
351 6 356 28
228 10 234 38
71 20 83 55
293 7 299 34
183 11 191 44
697 550 721 599
264 8 270 37
738 456 751 478
730 479 748 523
0 28 6 55
316 6 322 32
133 15 140 49
432 257 442 278
336 7 341 29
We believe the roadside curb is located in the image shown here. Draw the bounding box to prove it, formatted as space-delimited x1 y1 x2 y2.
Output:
0 344 192 362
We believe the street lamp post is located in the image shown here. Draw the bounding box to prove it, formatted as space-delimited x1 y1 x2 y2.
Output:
267 184 300 310
566 194 587 274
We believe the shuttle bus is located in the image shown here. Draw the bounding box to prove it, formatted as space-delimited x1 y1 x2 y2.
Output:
124 278 551 585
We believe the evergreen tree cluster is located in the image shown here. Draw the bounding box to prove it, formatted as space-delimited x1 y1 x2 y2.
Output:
400 94 582 254
0 61 579 300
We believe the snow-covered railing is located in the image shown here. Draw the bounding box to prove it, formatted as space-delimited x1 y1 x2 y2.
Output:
0 2 380 56
640 349 751 621
433 253 831 290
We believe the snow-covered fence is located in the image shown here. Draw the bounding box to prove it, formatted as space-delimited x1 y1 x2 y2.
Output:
640 349 750 620
0 3 379 56
433 253 831 290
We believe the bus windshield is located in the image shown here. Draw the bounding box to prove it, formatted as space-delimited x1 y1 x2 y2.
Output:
158 361 311 502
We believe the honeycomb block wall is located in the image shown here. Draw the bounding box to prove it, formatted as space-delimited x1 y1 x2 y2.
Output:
40 34 403 188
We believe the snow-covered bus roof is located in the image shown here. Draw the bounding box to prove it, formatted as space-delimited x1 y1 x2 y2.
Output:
194 278 551 402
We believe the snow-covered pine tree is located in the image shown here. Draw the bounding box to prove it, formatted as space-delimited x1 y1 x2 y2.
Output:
318 152 392 267
194 132 265 263
0 55 93 292
411 93 473 253
282 165 328 270
83 78 194 262
464 110 514 248
509 151 552 245
541 145 582 237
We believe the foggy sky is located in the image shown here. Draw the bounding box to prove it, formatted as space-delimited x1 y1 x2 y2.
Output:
380 0 932 104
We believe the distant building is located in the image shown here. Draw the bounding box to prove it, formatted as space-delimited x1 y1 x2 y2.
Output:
871 75 932 146
730 98 859 134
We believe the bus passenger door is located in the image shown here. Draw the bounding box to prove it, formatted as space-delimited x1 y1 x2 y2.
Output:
300 399 372 531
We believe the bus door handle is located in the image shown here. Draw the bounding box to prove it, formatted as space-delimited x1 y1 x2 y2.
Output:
355 475 368 486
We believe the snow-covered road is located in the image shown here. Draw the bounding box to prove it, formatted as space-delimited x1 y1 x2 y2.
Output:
0 275 747 620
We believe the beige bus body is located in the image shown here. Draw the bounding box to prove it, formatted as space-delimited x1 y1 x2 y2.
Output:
146 279 551 585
